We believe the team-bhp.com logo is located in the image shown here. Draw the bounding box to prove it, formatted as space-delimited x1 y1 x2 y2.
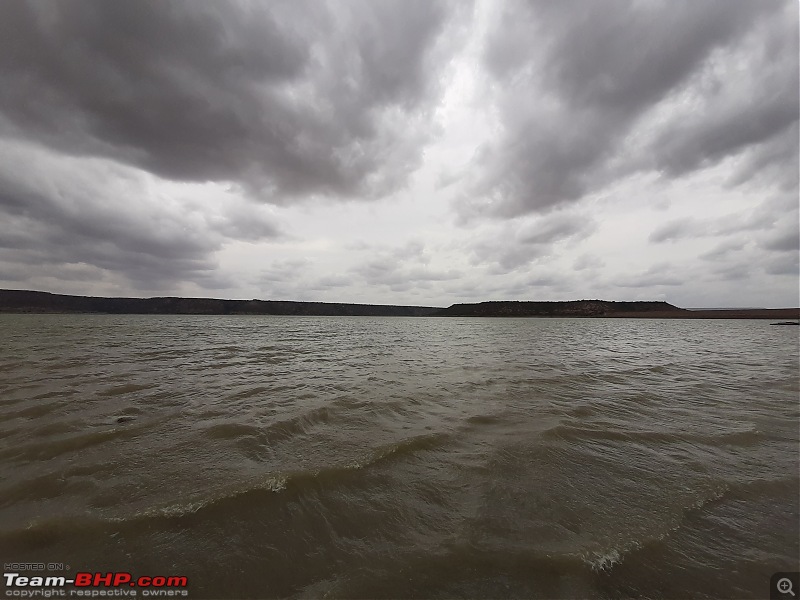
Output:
4 572 188 597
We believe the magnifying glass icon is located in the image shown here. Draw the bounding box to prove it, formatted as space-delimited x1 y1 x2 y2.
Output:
778 578 796 597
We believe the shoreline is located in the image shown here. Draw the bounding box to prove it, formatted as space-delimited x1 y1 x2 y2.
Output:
0 289 797 320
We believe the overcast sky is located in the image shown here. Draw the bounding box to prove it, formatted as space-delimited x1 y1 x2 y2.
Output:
0 0 797 308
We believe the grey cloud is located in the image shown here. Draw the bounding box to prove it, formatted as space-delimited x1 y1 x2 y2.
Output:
713 263 750 282
258 259 311 283
352 242 461 290
213 203 284 241
255 259 315 299
727 124 799 191
519 213 594 245
526 274 568 289
0 143 278 290
759 222 800 253
649 198 793 244
462 0 795 219
649 218 703 243
615 264 682 288
700 240 746 262
493 271 574 301
650 6 799 184
764 253 800 277
472 213 595 272
312 275 352 290
0 0 465 202
573 254 605 271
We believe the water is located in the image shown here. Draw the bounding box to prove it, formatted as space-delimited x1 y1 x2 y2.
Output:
0 314 797 599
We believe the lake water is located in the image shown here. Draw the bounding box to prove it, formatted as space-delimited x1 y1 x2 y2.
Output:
0 315 798 598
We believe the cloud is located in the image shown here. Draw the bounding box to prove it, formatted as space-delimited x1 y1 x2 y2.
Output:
614 264 683 288
470 212 596 272
758 220 800 253
0 141 281 290
458 0 796 220
649 218 703 243
0 1 795 308
573 254 605 272
0 0 466 202
700 240 746 262
351 241 462 292
650 194 797 245
764 252 799 278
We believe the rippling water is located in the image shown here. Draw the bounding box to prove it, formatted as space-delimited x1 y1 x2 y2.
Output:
1 314 798 599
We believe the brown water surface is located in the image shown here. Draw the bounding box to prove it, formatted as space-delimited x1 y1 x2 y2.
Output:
1 315 797 598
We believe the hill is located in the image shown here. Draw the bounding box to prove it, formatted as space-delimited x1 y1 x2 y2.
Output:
436 300 685 317
0 290 797 319
0 289 439 316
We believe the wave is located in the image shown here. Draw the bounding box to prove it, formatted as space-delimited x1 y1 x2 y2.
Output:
149 431 451 519
97 383 154 396
1 430 453 542
577 475 748 575
582 546 631 573
202 405 339 452
0 421 146 462
541 422 764 447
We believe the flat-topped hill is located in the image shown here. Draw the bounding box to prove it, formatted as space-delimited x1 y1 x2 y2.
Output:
437 300 685 317
0 289 439 316
1 290 797 319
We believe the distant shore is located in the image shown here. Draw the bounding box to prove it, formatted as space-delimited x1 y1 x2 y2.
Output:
0 289 797 320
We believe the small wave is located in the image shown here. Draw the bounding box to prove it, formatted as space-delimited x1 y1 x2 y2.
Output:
359 432 451 467
583 547 628 572
566 405 595 418
131 475 290 520
0 425 141 462
225 386 272 402
4 401 62 420
201 406 337 450
97 383 154 396
542 423 764 447
575 480 732 574
264 406 335 441
109 433 450 525
465 414 504 425
202 422 262 440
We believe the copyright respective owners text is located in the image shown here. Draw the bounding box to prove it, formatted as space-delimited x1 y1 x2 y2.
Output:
3 563 189 598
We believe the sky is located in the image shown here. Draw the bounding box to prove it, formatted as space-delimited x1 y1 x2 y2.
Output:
0 0 797 308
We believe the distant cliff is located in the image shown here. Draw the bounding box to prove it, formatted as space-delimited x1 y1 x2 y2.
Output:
0 290 440 316
437 300 686 317
1 290 796 319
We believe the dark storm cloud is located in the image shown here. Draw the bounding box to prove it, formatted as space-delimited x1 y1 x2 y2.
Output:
0 142 279 289
461 0 797 219
0 0 463 201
